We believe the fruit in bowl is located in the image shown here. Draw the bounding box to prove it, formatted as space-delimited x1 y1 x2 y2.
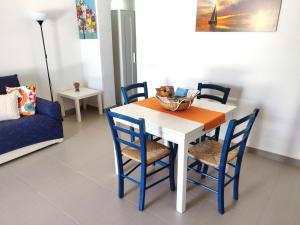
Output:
155 87 200 111
156 86 174 97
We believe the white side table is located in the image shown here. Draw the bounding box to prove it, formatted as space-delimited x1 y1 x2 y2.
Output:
57 88 103 122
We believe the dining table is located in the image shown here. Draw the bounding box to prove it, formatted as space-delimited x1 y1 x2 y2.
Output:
111 97 237 213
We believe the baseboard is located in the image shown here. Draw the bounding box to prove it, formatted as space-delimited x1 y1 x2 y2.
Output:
247 147 300 167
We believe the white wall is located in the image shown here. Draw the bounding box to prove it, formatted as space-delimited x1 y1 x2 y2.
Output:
97 0 116 108
1 0 116 109
0 0 85 109
81 0 116 108
135 0 300 159
80 40 102 91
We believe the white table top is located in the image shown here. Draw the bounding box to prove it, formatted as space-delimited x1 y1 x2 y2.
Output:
111 99 236 140
58 88 101 100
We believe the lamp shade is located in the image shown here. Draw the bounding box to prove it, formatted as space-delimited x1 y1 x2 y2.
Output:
32 12 47 21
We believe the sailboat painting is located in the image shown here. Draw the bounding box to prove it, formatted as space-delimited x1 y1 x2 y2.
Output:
196 0 282 32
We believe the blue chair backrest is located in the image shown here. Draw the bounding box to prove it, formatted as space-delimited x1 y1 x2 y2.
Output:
220 109 259 169
197 83 230 104
106 109 148 163
121 82 148 105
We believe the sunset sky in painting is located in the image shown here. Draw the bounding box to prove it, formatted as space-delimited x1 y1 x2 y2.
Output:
196 0 282 32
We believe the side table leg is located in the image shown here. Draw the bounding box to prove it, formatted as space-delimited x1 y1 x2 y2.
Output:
97 93 103 115
75 99 82 122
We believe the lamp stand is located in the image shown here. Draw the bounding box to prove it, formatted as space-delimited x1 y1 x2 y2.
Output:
37 20 54 102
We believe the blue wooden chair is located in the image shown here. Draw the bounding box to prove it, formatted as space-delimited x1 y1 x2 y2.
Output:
197 83 230 104
187 109 259 214
121 82 161 143
193 83 231 143
189 83 231 174
121 82 148 105
106 109 176 211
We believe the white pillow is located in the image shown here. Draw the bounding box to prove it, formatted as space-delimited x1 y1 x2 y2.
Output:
0 92 20 121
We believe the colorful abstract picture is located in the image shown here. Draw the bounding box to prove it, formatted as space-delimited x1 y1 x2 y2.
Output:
76 0 98 39
196 0 282 32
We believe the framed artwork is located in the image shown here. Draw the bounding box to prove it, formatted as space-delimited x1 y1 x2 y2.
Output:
196 0 282 32
76 0 98 39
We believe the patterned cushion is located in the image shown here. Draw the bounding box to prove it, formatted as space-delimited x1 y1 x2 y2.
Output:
6 86 37 116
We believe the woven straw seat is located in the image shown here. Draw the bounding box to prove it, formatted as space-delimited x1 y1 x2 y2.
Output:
122 140 171 164
188 140 238 168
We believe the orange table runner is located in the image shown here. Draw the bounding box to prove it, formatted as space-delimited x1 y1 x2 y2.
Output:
133 97 225 130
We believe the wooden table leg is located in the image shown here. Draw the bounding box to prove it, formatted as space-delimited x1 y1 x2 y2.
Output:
176 140 189 213
75 99 82 122
113 121 119 175
113 145 119 175
98 93 103 115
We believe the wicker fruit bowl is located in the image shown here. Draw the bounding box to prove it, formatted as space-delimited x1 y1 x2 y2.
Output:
156 96 195 111
155 86 200 111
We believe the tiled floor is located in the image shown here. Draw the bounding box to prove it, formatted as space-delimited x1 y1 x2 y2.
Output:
1 109 299 225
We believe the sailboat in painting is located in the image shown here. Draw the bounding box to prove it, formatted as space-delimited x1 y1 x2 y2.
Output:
208 5 217 26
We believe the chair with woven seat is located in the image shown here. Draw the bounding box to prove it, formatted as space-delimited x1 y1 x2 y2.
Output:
188 140 239 168
192 83 231 144
190 83 231 176
106 109 175 211
121 81 161 143
187 108 259 214
121 81 148 105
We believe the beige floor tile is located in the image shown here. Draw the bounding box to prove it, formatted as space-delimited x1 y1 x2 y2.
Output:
0 173 78 225
1 109 299 225
259 164 300 225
